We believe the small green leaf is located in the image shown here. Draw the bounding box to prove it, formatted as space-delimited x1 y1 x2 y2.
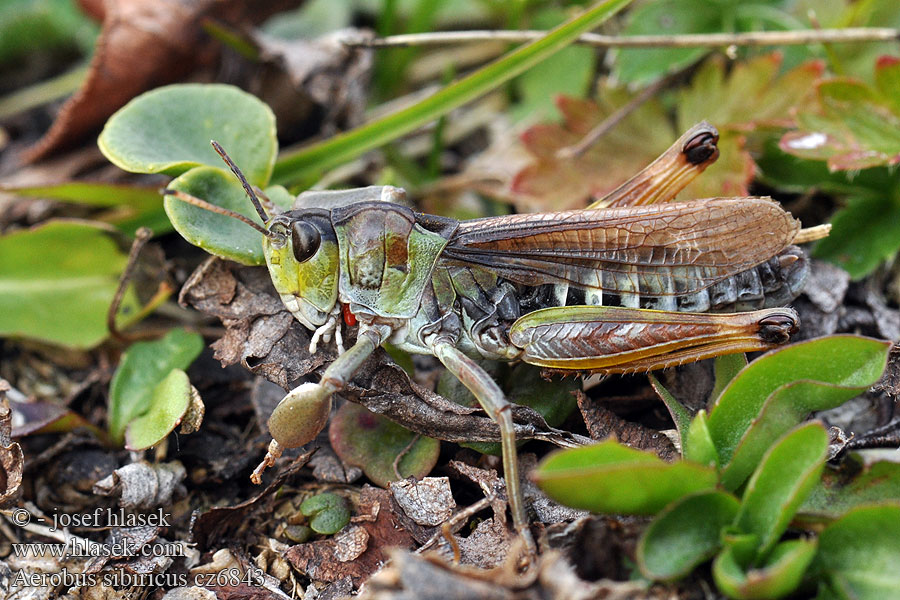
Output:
0 220 140 348
108 328 204 444
648 373 692 442
713 538 818 600
810 504 900 600
706 336 890 490
124 369 193 451
801 459 900 520
735 423 828 558
165 167 293 265
329 403 440 488
300 493 351 535
534 440 718 515
638 490 740 581
99 84 277 185
683 410 718 467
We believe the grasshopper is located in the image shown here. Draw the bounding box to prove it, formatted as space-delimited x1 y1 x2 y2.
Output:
168 122 825 551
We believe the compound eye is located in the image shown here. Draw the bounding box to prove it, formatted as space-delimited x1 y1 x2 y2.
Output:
291 220 321 263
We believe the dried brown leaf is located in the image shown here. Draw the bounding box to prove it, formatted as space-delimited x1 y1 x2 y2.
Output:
25 0 303 161
254 29 373 135
576 391 677 461
390 477 455 528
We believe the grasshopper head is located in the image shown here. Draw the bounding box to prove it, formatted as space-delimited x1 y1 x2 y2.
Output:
263 209 340 330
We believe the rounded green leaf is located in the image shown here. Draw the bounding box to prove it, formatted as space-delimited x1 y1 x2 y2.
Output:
109 328 204 444
0 220 140 348
165 167 294 265
534 441 718 515
811 504 900 599
124 369 193 451
735 423 828 558
638 490 740 581
99 84 277 185
707 336 890 489
713 538 818 600
329 403 440 488
300 493 351 535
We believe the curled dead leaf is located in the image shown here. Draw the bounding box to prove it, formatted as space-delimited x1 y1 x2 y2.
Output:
25 0 304 161
93 460 186 509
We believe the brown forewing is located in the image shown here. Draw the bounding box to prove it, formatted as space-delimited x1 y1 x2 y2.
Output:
439 198 799 294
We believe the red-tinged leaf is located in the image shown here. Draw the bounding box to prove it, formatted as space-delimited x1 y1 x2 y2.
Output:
510 89 673 210
509 53 819 211
781 58 900 171
677 53 822 131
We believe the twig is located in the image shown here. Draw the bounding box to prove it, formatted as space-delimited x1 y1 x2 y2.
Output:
107 227 153 343
350 28 900 50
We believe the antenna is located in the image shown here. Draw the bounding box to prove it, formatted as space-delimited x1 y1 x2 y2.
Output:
163 188 278 240
211 140 270 223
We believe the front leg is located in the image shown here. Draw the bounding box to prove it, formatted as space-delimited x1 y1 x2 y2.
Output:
251 324 391 483
429 339 536 554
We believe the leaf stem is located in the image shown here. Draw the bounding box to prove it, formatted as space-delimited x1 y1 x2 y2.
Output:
351 27 900 50
272 0 634 185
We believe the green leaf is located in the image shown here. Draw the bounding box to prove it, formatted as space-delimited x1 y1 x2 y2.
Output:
271 0 634 185
328 403 440 488
0 0 97 63
613 0 717 85
108 328 204 445
711 353 748 405
735 423 828 558
0 220 140 348
810 504 900 600
165 167 294 265
534 440 718 515
813 192 900 279
124 369 193 451
756 140 900 279
683 410 718 467
99 84 277 185
713 538 818 600
0 181 169 236
638 490 740 581
510 7 597 122
801 459 900 521
706 336 890 490
300 493 351 535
